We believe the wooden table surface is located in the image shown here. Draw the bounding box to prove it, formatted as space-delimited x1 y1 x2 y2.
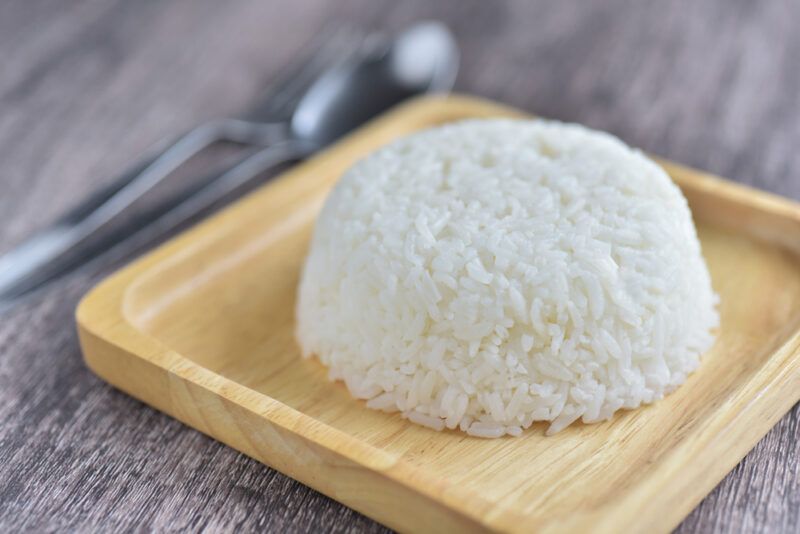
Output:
1 1 798 532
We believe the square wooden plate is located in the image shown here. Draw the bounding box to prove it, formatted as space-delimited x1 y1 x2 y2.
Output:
77 95 800 533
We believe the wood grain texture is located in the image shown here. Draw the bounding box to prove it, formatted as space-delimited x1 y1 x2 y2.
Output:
77 95 800 533
0 0 798 532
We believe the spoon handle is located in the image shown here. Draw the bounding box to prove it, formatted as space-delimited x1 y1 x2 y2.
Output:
141 140 312 238
0 120 288 307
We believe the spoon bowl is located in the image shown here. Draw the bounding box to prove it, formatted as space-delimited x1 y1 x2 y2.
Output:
290 21 459 148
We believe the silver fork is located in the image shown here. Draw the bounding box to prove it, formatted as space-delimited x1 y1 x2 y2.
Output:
0 26 365 307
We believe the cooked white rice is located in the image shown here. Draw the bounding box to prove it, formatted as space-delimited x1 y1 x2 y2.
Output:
295 118 719 436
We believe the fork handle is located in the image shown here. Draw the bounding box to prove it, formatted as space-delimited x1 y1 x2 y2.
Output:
144 140 313 236
0 119 287 304
59 118 288 228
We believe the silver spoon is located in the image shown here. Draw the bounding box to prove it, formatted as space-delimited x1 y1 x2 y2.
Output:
291 21 459 148
0 21 459 310
213 21 460 186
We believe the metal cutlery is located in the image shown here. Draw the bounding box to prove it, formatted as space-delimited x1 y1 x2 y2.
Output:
0 21 459 311
0 27 366 308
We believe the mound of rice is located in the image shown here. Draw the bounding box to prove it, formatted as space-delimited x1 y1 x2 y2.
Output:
295 118 718 437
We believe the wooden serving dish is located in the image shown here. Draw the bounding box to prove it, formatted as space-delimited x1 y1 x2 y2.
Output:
77 95 800 533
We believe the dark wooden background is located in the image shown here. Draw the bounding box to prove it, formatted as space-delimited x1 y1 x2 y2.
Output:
1 0 798 532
